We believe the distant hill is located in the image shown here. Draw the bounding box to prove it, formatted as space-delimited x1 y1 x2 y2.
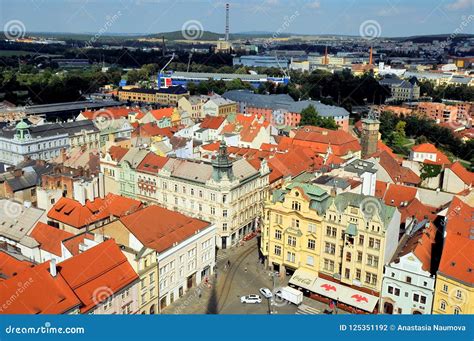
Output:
397 34 474 43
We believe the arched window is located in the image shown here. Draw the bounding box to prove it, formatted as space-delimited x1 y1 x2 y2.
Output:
149 304 155 315
454 306 461 315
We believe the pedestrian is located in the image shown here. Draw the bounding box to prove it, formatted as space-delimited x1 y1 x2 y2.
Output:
227 260 230 267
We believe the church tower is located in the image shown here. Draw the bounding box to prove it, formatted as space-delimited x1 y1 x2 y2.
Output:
360 112 380 159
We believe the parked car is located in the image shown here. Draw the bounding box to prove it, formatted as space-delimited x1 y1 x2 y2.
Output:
259 287 273 299
240 295 262 304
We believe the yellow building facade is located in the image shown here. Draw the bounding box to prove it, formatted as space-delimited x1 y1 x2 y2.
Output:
261 182 400 309
433 275 473 314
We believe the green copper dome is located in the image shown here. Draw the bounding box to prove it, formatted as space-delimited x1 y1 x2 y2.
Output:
15 120 29 130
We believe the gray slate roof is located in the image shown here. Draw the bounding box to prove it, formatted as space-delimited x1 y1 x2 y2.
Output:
222 90 349 118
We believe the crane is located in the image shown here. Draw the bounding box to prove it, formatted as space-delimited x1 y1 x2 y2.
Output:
157 53 175 89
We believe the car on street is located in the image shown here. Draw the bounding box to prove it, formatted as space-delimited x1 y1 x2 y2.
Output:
259 287 273 299
240 295 262 304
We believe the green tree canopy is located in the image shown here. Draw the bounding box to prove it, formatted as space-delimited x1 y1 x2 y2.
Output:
299 105 338 130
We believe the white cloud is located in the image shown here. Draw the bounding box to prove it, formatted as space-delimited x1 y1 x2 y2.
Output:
446 0 472 11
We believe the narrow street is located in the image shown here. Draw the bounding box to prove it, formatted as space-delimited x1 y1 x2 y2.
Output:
163 239 298 315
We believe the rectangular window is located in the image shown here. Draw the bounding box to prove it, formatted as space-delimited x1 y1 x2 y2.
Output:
306 255 314 266
323 259 335 272
355 269 361 280
307 239 315 250
274 245 282 256
275 230 282 240
359 235 364 246
344 268 350 279
286 252 295 263
308 223 316 233
291 219 300 229
324 242 336 255
287 236 296 247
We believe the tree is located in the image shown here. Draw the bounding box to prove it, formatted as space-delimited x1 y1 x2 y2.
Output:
299 105 338 130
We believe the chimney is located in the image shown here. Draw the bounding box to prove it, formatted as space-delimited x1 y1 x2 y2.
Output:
49 259 57 277
225 3 230 42
13 168 23 178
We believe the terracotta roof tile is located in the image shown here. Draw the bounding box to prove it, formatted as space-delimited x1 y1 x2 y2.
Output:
120 206 211 253
200 115 226 130
438 198 474 284
0 252 34 281
30 222 74 257
137 153 169 174
448 162 474 185
58 239 138 313
0 261 80 314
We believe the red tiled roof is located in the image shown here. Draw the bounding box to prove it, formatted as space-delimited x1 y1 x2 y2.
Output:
200 115 226 130
58 239 138 313
397 224 437 273
0 261 80 314
448 162 474 185
412 143 439 153
438 198 474 284
379 151 421 185
81 107 142 120
260 143 278 152
137 152 169 174
48 197 110 229
120 206 211 253
201 141 221 152
399 198 438 223
137 108 175 121
291 126 361 156
240 123 265 143
134 123 174 138
47 194 142 229
375 180 389 199
108 146 129 162
268 148 324 179
0 252 34 281
30 222 74 257
383 183 418 207
103 193 143 217
62 233 94 256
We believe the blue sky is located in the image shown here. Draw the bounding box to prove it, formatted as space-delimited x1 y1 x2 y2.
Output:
1 0 472 37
